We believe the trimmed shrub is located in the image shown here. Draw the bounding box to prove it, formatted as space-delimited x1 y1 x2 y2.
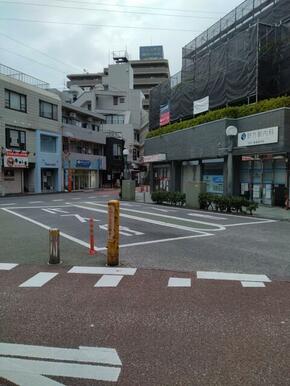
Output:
147 96 290 139
151 191 186 207
198 193 258 215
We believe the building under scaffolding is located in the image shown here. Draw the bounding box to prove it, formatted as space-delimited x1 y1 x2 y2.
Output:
149 0 290 130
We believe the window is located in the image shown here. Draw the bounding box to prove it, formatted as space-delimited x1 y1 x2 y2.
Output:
6 127 26 150
39 100 58 120
82 123 88 129
119 97 125 103
113 96 118 105
134 130 140 142
105 115 124 125
5 89 27 112
87 103 91 111
113 143 122 159
40 135 57 153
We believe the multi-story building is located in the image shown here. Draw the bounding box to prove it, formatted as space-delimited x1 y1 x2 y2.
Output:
130 46 170 112
61 102 107 190
0 64 62 195
65 55 148 180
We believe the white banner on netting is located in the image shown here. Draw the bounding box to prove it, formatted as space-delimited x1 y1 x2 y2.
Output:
193 96 209 115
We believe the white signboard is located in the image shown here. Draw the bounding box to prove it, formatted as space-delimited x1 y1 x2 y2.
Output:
193 96 209 115
143 153 166 163
238 127 278 147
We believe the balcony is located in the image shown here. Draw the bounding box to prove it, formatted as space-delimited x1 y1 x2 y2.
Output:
63 123 106 144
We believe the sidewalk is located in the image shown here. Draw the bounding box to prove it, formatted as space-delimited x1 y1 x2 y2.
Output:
255 204 290 221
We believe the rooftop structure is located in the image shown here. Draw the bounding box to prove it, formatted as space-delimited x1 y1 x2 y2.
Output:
0 63 49 89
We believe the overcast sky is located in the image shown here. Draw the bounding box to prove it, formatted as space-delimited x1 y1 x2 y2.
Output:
0 0 242 89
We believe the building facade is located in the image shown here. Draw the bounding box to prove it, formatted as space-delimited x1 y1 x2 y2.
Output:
65 60 148 179
144 108 290 206
0 64 62 195
61 103 106 191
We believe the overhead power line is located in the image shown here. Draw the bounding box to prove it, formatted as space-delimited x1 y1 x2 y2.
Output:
0 0 219 20
0 18 200 33
52 0 225 15
0 31 83 72
0 46 68 74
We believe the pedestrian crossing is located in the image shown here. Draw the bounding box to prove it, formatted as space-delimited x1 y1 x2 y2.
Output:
0 263 273 289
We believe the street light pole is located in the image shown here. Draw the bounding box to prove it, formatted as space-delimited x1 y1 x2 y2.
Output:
226 126 238 196
123 148 129 180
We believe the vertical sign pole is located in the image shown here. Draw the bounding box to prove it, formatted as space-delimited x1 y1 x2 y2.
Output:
107 200 120 266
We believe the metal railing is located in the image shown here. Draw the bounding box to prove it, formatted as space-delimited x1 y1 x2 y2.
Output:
0 63 49 89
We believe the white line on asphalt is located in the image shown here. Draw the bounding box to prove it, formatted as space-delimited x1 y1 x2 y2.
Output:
71 198 81 200
85 202 225 232
52 199 64 202
187 209 274 221
19 272 59 287
88 196 96 199
168 278 191 287
95 275 124 287
1 205 71 209
29 201 44 204
224 219 276 227
241 281 266 287
68 267 136 276
78 203 224 232
0 263 18 270
0 343 121 366
188 213 227 220
1 208 94 250
0 357 121 383
0 203 16 206
197 271 271 282
2 208 212 251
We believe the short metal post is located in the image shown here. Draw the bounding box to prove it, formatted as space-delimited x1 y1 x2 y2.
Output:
89 218 95 255
107 200 120 266
49 228 60 264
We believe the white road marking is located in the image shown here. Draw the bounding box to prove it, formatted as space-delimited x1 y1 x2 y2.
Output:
42 208 69 214
52 199 64 202
241 281 266 287
188 213 227 220
88 196 96 199
29 201 44 204
0 203 16 206
99 224 144 236
95 275 123 287
0 263 18 270
68 266 136 276
71 197 81 200
61 214 99 223
76 204 221 233
0 356 120 384
168 278 191 287
19 272 58 287
2 208 212 251
85 202 226 231
197 271 271 282
225 219 276 227
0 343 121 366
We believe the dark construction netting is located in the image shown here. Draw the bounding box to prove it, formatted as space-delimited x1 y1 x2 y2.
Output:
149 0 290 130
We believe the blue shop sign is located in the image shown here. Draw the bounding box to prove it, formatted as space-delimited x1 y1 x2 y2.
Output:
76 160 91 168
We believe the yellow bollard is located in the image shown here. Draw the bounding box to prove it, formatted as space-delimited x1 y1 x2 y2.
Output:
107 200 120 266
49 228 60 264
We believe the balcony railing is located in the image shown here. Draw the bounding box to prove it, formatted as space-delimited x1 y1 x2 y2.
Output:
0 63 49 89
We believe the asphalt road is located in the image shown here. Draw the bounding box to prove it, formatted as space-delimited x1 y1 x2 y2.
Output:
0 191 290 385
0 191 289 277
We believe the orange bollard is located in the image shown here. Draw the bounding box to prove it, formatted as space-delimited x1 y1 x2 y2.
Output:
89 218 95 255
107 200 120 266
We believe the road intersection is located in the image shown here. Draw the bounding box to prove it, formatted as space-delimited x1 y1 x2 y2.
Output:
0 191 290 385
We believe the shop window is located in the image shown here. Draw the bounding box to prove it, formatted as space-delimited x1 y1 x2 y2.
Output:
39 100 58 120
5 89 27 113
40 135 57 153
6 127 26 150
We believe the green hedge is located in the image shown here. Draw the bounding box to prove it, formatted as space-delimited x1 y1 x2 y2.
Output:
147 96 290 139
199 193 258 215
151 191 186 206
